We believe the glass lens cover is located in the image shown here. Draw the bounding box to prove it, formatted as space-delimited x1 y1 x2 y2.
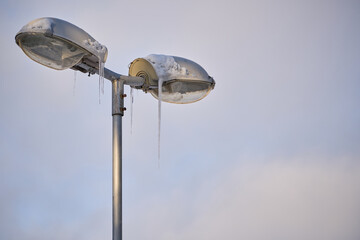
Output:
150 81 212 104
19 33 87 70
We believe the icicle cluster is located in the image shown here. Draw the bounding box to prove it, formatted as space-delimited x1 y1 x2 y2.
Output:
130 87 134 134
98 61 105 103
157 77 164 167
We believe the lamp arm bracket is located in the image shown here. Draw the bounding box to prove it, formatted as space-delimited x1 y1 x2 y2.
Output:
73 63 145 87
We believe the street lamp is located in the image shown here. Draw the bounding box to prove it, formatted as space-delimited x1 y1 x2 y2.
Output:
15 17 215 240
129 54 215 104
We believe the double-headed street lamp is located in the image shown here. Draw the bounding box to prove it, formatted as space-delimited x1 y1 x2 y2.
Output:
15 17 215 240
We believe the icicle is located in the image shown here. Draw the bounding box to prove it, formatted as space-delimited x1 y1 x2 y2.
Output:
73 71 77 96
158 78 163 168
130 87 134 135
98 60 105 104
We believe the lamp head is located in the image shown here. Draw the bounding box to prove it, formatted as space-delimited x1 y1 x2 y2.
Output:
129 54 215 104
15 17 107 72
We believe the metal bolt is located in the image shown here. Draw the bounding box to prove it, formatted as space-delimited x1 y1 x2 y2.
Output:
121 94 127 99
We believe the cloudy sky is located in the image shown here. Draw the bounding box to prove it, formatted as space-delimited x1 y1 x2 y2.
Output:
1 0 360 239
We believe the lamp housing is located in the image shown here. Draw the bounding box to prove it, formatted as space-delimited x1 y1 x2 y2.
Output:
15 17 107 72
129 54 215 104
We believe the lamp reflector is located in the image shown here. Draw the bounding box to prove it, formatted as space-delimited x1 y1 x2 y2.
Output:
18 33 87 70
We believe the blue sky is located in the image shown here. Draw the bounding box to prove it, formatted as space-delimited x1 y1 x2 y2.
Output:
1 1 360 239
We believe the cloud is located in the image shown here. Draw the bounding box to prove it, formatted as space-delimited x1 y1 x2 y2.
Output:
1 155 359 240
125 157 360 240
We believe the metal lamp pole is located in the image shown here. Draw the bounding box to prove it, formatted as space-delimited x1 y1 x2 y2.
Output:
112 78 124 240
104 68 144 240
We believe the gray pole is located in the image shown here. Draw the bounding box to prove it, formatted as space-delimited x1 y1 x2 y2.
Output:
112 79 125 240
